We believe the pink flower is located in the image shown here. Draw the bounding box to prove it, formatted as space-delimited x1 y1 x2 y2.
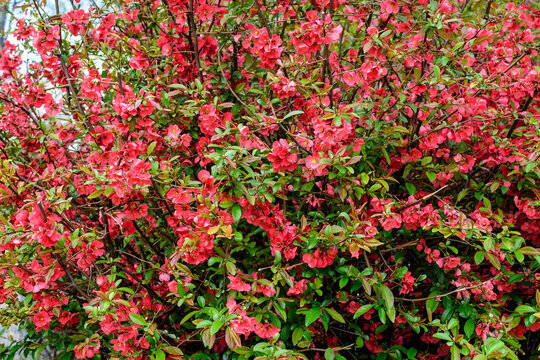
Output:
476 217 492 231
304 153 328 176
32 26 60 54
166 188 192 205
62 9 89 36
380 214 402 231
129 53 150 70
255 282 276 297
287 279 308 296
228 274 251 292
445 256 461 270
167 125 181 140
254 323 280 339
231 316 257 336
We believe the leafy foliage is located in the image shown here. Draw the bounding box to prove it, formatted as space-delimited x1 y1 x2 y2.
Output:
0 0 539 359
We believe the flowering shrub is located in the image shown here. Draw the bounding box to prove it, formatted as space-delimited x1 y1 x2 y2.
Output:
0 0 539 359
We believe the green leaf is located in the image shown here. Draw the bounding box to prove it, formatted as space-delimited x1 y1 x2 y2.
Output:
421 156 432 166
305 306 321 326
474 251 484 265
426 295 439 321
434 65 441 80
485 338 505 354
508 273 525 284
292 328 303 345
154 350 166 360
457 188 469 203
386 306 396 323
324 348 335 360
405 182 416 195
432 332 452 342
452 41 464 52
162 346 183 355
235 82 246 92
179 311 198 326
232 346 252 355
514 305 536 313
324 308 345 323
210 320 224 335
219 200 234 208
147 141 157 156
283 110 304 120
407 348 417 359
448 318 459 330
274 301 287 322
486 252 501 270
464 319 475 338
381 148 391 165
353 304 373 319
380 285 394 312
426 171 436 183
87 189 103 199
360 173 369 186
451 345 460 360
129 313 147 326
380 30 392 38
414 67 422 82
232 204 242 222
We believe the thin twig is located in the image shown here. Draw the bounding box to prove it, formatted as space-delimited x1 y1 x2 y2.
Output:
397 277 498 302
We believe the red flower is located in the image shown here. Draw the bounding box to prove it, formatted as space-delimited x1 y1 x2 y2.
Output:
74 338 101 359
33 310 51 332
248 27 284 69
167 188 193 205
399 271 416 294
303 248 337 268
267 139 298 172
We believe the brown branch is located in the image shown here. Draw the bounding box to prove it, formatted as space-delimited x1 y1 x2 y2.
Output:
187 0 204 84
132 220 164 262
507 86 537 138
396 184 449 212
113 262 175 307
254 0 272 36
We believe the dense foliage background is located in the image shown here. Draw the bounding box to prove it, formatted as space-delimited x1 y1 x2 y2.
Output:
0 0 539 359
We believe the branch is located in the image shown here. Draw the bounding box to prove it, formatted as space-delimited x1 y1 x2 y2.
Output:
507 86 537 138
396 184 449 212
397 277 498 302
254 0 272 36
56 53 94 131
187 0 204 84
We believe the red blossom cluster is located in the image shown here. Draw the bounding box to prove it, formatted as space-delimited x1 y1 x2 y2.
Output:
0 0 539 359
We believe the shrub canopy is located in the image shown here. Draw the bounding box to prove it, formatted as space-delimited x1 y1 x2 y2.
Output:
0 0 539 359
